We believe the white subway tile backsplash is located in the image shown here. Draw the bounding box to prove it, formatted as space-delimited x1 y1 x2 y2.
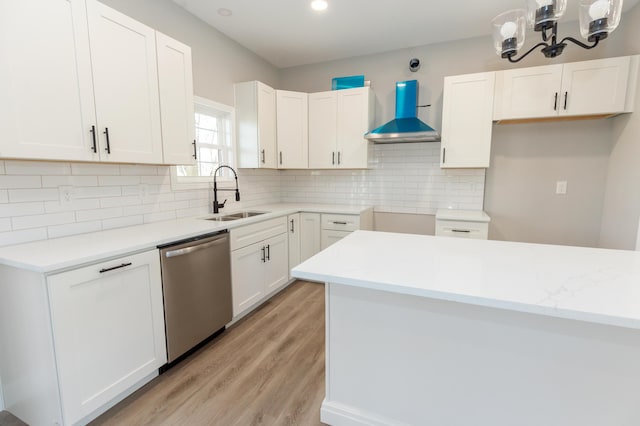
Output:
102 215 143 230
42 175 98 188
5 161 70 176
0 176 42 189
119 165 159 176
0 190 7 203
0 202 45 218
44 198 100 213
74 186 122 199
0 228 48 247
71 163 120 176
0 218 11 232
48 221 102 239
0 161 5 174
12 212 75 231
144 211 176 224
8 188 59 203
98 176 141 186
99 195 141 208
76 207 123 222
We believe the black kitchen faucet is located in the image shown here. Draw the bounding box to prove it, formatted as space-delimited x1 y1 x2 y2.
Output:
212 165 240 213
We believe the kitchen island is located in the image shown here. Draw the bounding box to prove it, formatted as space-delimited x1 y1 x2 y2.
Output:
292 230 640 426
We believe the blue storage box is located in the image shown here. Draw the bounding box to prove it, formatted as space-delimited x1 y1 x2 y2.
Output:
331 75 365 90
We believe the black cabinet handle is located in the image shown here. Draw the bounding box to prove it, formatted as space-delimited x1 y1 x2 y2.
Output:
261 246 266 263
553 92 558 111
192 140 197 159
279 151 283 165
564 92 568 110
266 244 270 261
90 125 97 153
261 149 265 164
337 151 341 165
290 219 294 233
332 221 348 225
451 229 471 233
99 262 132 273
103 127 111 154
332 152 335 165
442 147 446 164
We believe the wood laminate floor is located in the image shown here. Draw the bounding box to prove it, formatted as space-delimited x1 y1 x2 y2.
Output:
92 280 326 426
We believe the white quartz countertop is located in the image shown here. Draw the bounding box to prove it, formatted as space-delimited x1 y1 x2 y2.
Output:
0 203 370 273
292 230 640 330
435 209 491 222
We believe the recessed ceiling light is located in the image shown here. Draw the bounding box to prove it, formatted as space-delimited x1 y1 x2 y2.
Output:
311 0 328 11
217 8 232 17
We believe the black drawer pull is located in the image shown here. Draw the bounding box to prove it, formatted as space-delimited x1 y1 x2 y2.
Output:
90 125 97 153
553 92 558 111
99 262 132 273
332 221 348 225
290 219 294 233
103 127 111 154
451 229 471 233
564 92 568 110
261 246 266 263
192 140 197 159
266 244 270 261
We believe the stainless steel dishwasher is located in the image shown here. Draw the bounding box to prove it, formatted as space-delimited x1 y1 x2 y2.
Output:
158 230 232 364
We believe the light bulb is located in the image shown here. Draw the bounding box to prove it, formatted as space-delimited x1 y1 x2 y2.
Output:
311 0 328 11
536 0 554 7
588 0 610 19
500 21 518 39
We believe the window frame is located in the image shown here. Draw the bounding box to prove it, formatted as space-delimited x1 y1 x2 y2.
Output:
170 96 236 191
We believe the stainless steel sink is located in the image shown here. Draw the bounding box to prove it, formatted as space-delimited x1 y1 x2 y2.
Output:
205 211 268 222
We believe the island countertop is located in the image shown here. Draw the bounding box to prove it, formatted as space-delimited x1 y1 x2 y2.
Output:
292 230 640 330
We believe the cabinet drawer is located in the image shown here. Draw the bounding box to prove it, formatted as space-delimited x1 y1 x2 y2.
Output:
321 229 352 250
230 216 287 251
435 220 488 240
321 213 360 231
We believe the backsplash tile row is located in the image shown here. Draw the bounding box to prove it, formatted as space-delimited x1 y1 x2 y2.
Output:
0 160 281 247
280 143 485 213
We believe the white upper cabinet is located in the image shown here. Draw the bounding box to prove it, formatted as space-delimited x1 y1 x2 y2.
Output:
308 87 373 169
87 0 163 164
441 72 495 168
308 91 338 169
235 81 277 168
494 56 638 121
0 0 98 162
156 32 196 165
276 90 309 169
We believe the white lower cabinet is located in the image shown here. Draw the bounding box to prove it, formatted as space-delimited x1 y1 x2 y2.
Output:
321 213 361 249
287 214 301 277
435 209 491 240
231 217 289 318
0 249 166 426
300 213 321 263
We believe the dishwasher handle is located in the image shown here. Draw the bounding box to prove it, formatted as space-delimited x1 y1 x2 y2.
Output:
164 236 227 258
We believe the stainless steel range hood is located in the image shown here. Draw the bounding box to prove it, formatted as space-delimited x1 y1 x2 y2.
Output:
365 80 440 143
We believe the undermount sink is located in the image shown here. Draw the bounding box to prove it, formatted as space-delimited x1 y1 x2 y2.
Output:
205 211 268 222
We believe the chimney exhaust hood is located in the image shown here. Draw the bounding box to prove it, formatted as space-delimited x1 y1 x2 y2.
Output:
365 80 440 143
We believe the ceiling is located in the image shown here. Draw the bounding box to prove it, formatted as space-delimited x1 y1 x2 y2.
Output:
172 0 639 69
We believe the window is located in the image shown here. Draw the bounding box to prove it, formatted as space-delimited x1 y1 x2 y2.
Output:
172 96 236 189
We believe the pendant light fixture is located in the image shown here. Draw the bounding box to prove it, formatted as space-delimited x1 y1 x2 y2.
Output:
492 0 623 63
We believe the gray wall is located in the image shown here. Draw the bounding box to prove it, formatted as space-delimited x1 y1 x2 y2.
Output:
279 8 638 248
99 0 279 105
599 4 640 249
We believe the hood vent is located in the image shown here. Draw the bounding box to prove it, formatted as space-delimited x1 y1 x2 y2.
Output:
365 80 440 143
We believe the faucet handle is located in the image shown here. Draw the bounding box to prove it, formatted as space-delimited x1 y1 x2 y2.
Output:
220 199 227 208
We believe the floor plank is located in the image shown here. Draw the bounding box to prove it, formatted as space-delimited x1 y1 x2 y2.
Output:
92 280 326 426
0 411 27 426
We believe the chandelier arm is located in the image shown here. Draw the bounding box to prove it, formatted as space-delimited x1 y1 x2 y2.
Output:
507 41 550 63
560 36 600 50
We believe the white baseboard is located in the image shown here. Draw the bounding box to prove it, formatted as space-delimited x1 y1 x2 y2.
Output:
320 400 408 426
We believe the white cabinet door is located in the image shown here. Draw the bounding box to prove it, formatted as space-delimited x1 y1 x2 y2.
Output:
46 250 166 425
277 90 308 169
264 233 289 295
156 31 195 165
494 64 562 120
231 241 266 317
236 81 277 168
300 212 321 262
0 0 98 162
337 87 373 169
87 0 163 164
560 56 631 116
441 72 495 168
308 91 338 169
288 214 301 276
321 229 352 250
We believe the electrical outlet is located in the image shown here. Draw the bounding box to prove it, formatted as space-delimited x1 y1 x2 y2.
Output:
556 181 568 195
59 186 73 205
139 183 149 199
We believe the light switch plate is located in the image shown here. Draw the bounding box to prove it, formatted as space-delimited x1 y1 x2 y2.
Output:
556 181 567 195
